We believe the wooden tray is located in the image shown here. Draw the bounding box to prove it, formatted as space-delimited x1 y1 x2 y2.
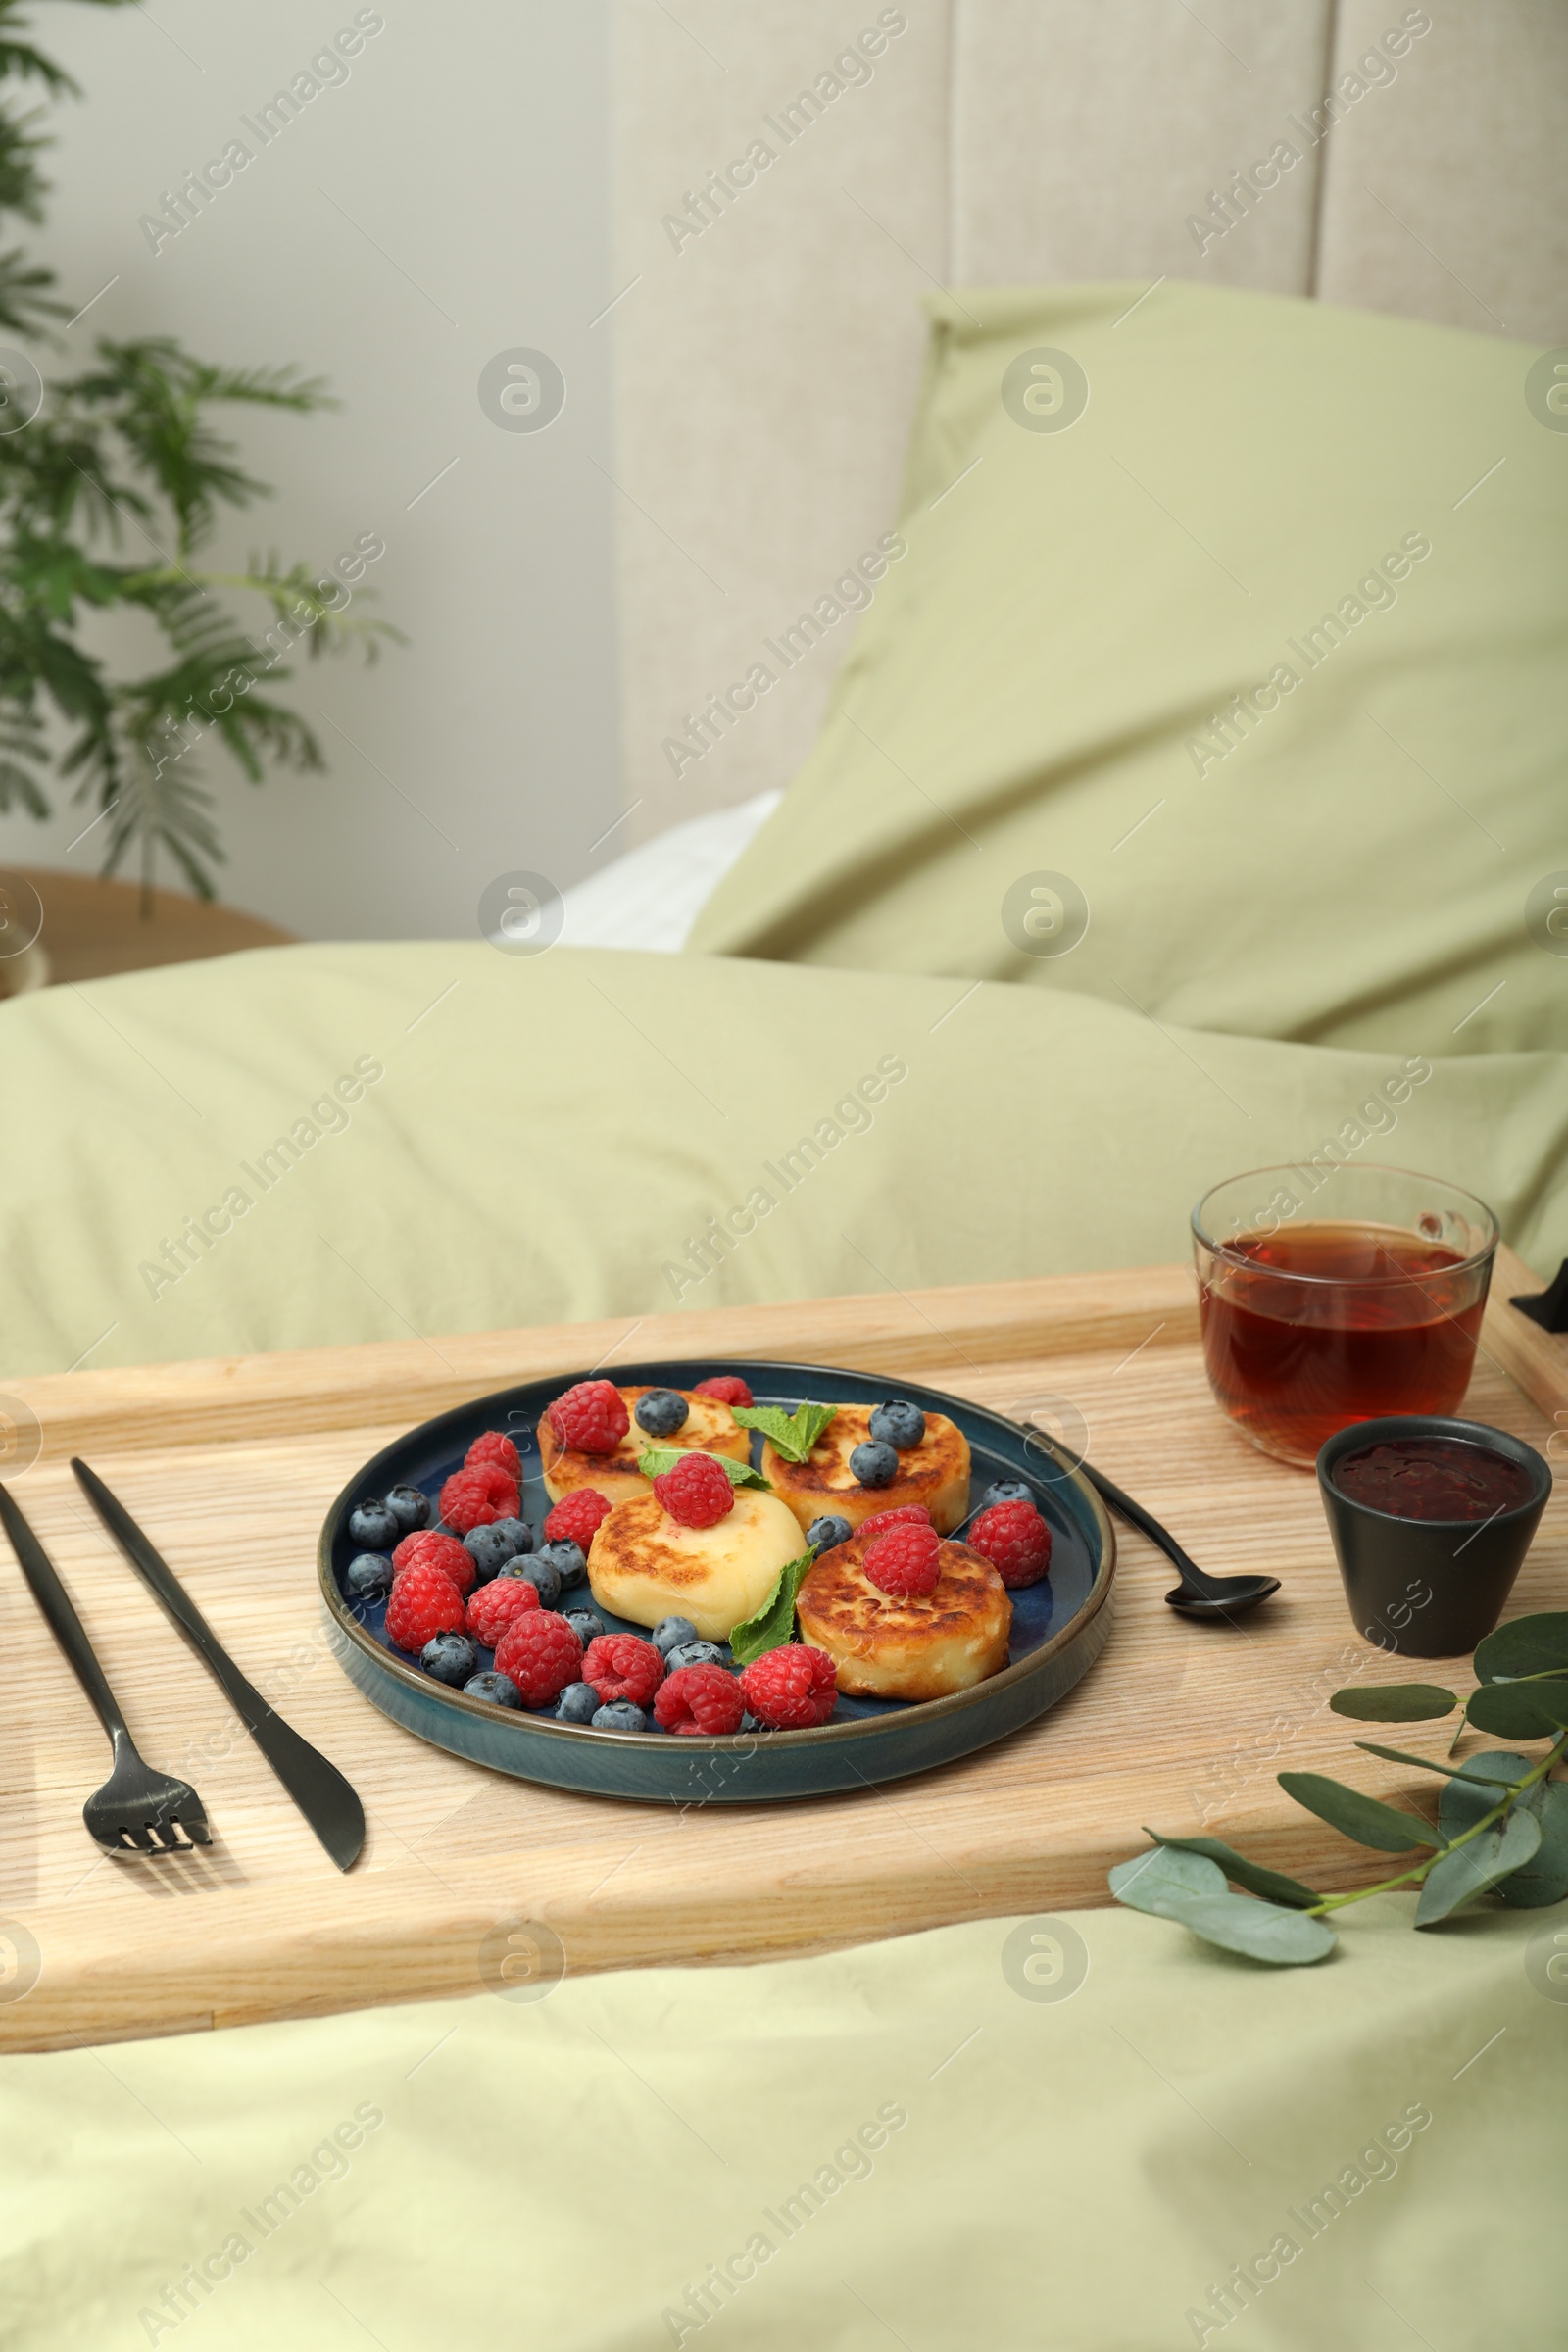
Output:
2 1246 1563 2052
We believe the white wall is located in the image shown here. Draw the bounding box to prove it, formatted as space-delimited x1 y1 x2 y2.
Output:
0 0 622 939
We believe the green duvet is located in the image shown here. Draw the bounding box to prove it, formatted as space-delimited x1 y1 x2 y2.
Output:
4 1897 1558 2351
2 939 1564 1380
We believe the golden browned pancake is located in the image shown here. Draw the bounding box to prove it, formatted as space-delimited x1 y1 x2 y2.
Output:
541 1386 750 1504
587 1486 807 1641
761 1404 970 1536
796 1528 1010 1701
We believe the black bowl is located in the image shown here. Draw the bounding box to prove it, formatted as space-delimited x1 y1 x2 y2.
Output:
1316 1414 1551 1658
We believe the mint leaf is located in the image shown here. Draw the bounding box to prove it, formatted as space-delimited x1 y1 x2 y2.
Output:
638 1447 770 1491
731 1401 837 1464
729 1550 817 1665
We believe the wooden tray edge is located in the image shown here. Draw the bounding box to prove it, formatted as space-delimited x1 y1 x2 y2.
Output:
5 1264 1200 1461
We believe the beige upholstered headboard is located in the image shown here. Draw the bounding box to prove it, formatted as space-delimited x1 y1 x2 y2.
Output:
612 1 1568 840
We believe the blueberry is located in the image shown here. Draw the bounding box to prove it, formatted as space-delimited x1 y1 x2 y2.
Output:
806 1514 854 1552
983 1479 1035 1509
384 1484 431 1534
651 1614 700 1658
534 1539 585 1592
850 1440 899 1490
508 1554 561 1608
591 1701 648 1733
464 1671 521 1709
667 1637 728 1674
464 1517 532 1582
348 1498 400 1550
666 1640 728 1671
634 1387 689 1438
557 1681 600 1724
345 1551 395 1603
869 1401 926 1451
564 1609 606 1646
421 1632 478 1687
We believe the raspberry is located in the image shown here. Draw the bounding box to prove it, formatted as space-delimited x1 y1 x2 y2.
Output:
544 1488 612 1549
582 1633 664 1708
391 1529 475 1597
549 1380 630 1455
493 1610 584 1707
858 1504 932 1543
739 1644 838 1729
864 1523 942 1598
694 1375 753 1408
653 1452 734 1529
466 1429 522 1481
655 1662 745 1735
466 1577 540 1648
439 1463 521 1534
386 1563 466 1653
967 1499 1052 1589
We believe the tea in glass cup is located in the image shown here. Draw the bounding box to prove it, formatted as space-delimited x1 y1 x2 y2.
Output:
1192 1165 1497 1467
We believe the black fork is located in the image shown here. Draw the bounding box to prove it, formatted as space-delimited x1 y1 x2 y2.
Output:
0 1481 211 1853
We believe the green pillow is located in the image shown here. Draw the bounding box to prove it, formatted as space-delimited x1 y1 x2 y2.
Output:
690 283 1568 1058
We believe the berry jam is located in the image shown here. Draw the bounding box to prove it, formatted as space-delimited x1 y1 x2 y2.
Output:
1331 1437 1535 1522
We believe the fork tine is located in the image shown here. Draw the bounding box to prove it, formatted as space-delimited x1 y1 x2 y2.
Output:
180 1814 212 1847
120 1824 153 1850
150 1820 184 1849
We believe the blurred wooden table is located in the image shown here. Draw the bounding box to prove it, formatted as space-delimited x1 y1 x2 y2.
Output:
0 865 294 994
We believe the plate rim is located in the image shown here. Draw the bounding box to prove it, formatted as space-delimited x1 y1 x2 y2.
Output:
318 1356 1116 1756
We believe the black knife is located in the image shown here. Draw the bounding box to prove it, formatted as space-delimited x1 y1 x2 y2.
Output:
71 1456 365 1872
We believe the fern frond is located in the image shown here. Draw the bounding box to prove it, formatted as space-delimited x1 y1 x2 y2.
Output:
0 695 47 812
99 736 224 898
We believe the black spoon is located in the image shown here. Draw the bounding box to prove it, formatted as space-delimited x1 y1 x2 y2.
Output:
1079 1463 1280 1620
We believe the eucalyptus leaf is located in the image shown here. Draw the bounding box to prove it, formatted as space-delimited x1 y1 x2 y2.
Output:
637 1447 770 1492
1496 1782 1568 1910
1159 1891 1337 1966
1355 1741 1519 1786
1142 1830 1320 1909
727 1550 817 1665
1473 1612 1568 1686
1464 1680 1568 1740
1108 1844 1226 1920
1434 1751 1568 1911
1415 1810 1542 1926
1437 1752 1537 1841
1328 1684 1456 1723
1278 1772 1439 1853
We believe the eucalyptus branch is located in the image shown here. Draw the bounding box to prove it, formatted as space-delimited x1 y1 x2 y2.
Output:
1305 1732 1568 1915
1110 1608 1568 1964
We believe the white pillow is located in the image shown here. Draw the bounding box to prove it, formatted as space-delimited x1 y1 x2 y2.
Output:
561 791 781 952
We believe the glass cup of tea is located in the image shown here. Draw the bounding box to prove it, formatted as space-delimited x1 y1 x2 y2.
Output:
1192 1164 1498 1467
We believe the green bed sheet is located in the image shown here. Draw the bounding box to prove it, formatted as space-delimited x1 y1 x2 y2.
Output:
2 938 1564 1382
4 1896 1562 2350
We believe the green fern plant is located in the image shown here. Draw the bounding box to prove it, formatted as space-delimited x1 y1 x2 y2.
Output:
0 0 397 906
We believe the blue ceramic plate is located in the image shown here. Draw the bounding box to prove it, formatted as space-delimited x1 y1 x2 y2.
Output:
319 1359 1115 1802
